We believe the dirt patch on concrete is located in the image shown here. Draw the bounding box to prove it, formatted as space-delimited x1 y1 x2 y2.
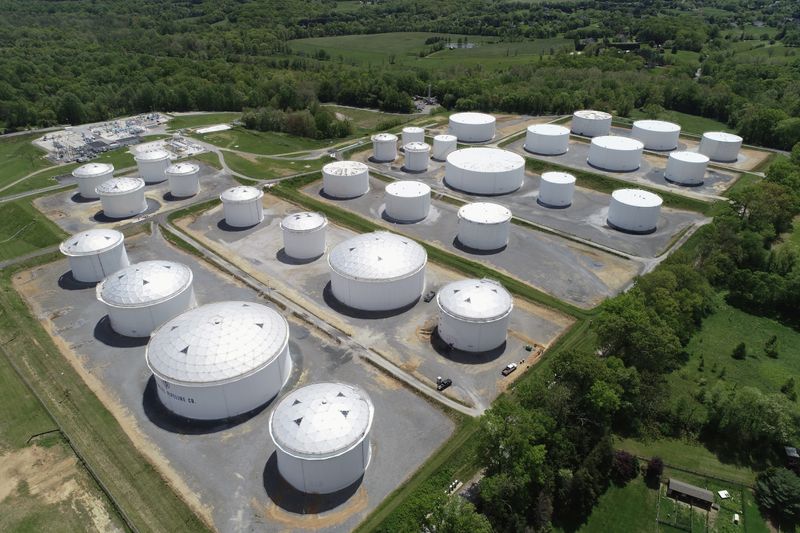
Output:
256 485 369 529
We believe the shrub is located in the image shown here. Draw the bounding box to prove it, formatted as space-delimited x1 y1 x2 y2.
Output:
732 342 747 360
611 451 639 486
645 457 664 486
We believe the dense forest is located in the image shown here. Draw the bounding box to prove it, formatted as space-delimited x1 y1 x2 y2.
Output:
1 0 799 148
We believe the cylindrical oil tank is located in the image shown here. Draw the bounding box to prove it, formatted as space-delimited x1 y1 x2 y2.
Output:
220 186 264 228
280 212 328 260
384 181 431 222
631 120 681 151
134 149 171 184
270 382 373 494
445 148 525 195
97 177 148 219
402 127 425 146
665 151 709 185
97 260 196 337
73 163 114 200
448 112 496 142
457 202 512 251
571 110 612 137
59 229 129 283
607 189 663 234
165 162 200 197
588 136 644 171
371 133 398 162
146 301 291 420
432 134 457 161
328 231 427 311
524 124 570 155
437 278 513 353
699 132 742 162
322 161 370 199
403 142 430 172
538 172 576 208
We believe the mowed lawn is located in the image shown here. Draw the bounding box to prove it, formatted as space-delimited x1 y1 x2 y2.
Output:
0 133 51 189
423 37 573 69
569 477 657 533
222 151 326 180
0 200 66 261
167 112 242 131
196 127 332 155
628 109 733 135
323 105 418 133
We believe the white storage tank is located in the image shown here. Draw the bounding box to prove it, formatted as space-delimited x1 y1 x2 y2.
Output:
280 212 328 260
146 301 291 420
607 189 663 234
588 136 644 171
631 120 681 151
402 126 425 146
97 177 148 219
322 161 370 199
699 132 742 162
445 148 525 195
457 202 512 251
403 142 430 172
437 278 513 352
220 186 264 228
665 151 709 185
448 112 496 142
165 162 200 198
134 149 171 184
524 124 570 155
571 110 613 137
97 260 196 337
73 163 114 200
432 134 457 161
270 382 373 494
538 172 576 208
328 231 427 311
384 181 431 222
371 133 398 162
59 229 129 283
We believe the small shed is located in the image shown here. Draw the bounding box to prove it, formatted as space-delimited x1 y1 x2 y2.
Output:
667 478 714 509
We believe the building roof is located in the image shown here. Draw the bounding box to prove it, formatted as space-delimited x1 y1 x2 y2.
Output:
269 382 374 459
786 446 799 458
437 278 513 322
60 229 124 257
146 301 289 385
280 211 327 232
97 260 193 308
668 479 714 503
327 231 427 282
96 177 145 195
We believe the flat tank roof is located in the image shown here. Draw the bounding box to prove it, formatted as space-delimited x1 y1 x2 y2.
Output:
404 141 430 152
165 162 199 176
541 171 576 184
73 162 113 178
280 212 327 232
433 134 457 142
371 133 397 142
146 301 289 385
703 131 743 142
96 177 145 195
60 229 124 257
134 149 170 162
670 151 709 163
458 202 512 224
612 188 663 208
220 186 263 203
328 231 426 282
270 382 373 459
528 124 570 136
97 260 193 308
403 126 424 133
450 112 495 124
323 161 368 176
574 109 612 120
633 120 680 133
437 278 513 322
591 136 644 151
447 148 524 173
385 181 430 198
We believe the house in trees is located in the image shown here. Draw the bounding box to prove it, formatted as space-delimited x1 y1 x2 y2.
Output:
667 479 714 509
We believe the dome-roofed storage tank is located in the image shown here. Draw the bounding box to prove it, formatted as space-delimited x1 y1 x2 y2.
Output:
60 229 129 283
448 112 496 142
445 148 525 195
147 301 291 420
401 126 424 147
134 149 171 184
437 278 513 352
699 132 742 162
97 177 148 219
538 172 576 208
220 186 264 228
607 189 663 234
165 162 200 198
403 142 430 172
371 133 398 162
280 212 328 260
97 260 196 337
631 120 681 151
384 181 431 222
665 151 709 186
73 163 114 200
328 231 427 311
432 134 457 161
524 124 570 155
571 110 612 137
270 382 373 494
322 161 370 199
588 136 644 171
457 202 512 251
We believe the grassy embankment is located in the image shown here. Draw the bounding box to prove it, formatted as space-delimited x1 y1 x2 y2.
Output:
194 126 332 156
166 112 242 131
0 196 67 262
222 151 327 180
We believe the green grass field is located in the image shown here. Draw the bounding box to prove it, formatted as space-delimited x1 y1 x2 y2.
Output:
196 127 332 155
222 151 326 180
0 199 67 261
323 105 417 133
570 477 657 533
190 151 223 169
627 109 733 135
167 112 242 131
0 133 51 189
